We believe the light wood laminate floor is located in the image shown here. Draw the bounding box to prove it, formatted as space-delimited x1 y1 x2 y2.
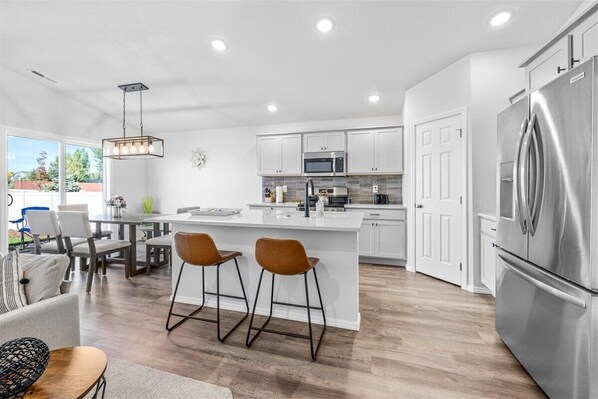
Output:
73 262 545 398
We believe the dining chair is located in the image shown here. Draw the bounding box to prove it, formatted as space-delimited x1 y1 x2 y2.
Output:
57 204 113 238
26 210 86 279
144 206 200 275
57 211 132 293
58 203 113 272
9 206 49 249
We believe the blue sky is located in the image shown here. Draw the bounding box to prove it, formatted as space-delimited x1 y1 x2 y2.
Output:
7 136 100 177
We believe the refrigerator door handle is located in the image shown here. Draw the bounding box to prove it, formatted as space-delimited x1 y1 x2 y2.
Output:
520 115 534 234
529 114 543 236
499 254 587 309
513 117 529 234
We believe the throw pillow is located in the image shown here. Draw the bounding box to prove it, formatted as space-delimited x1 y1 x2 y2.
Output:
20 254 70 304
0 251 27 314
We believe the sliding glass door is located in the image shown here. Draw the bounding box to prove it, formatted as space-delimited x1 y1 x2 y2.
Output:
4 132 106 251
7 136 60 248
65 144 104 215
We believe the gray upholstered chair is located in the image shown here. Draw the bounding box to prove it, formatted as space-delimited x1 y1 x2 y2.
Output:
57 204 112 238
26 210 86 279
144 206 200 275
58 203 113 272
57 211 131 293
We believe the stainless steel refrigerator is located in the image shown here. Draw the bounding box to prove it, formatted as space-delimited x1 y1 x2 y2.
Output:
496 56 598 398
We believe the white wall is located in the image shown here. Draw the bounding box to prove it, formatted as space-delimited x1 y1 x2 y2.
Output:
139 115 402 214
402 45 532 292
402 55 471 283
0 65 125 251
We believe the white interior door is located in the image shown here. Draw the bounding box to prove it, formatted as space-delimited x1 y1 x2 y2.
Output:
414 115 463 285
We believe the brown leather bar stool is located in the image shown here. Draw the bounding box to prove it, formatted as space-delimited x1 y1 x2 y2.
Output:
246 237 326 360
166 232 249 342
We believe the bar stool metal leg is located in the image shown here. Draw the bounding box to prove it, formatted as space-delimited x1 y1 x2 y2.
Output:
246 270 276 347
246 268 326 360
167 259 249 342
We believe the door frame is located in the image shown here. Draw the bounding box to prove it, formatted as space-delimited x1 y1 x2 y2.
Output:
406 107 470 289
1 125 107 253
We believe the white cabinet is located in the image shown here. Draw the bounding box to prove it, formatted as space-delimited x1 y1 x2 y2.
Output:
347 131 375 173
376 220 406 259
479 215 497 297
257 134 302 176
572 12 598 65
358 221 375 256
347 207 406 260
347 128 403 175
303 132 346 152
526 39 569 93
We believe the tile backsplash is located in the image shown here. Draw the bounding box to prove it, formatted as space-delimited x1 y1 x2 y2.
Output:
262 175 402 204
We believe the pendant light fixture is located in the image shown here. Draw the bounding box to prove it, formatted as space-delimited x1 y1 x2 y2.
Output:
102 83 164 159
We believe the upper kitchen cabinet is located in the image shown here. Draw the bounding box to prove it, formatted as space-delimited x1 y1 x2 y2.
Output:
303 132 346 152
347 127 403 174
571 12 598 66
525 39 569 93
257 134 302 176
521 4 598 93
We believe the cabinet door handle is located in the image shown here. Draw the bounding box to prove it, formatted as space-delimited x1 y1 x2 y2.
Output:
415 203 423 209
557 66 567 73
370 213 380 216
491 228 496 231
572 58 580 66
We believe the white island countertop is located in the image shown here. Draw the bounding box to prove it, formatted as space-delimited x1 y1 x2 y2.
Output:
146 209 364 232
345 204 406 210
247 202 300 208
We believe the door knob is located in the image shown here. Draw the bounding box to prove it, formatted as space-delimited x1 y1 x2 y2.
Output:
415 203 423 208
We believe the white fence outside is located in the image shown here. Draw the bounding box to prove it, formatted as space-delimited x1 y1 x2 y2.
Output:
8 190 104 223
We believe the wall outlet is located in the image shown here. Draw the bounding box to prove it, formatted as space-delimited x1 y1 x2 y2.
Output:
373 185 379 193
282 186 288 193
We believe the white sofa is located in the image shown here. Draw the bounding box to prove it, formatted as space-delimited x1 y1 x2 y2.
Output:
0 252 81 350
0 293 80 350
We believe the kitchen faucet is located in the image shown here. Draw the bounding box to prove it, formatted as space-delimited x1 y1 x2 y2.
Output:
305 178 314 217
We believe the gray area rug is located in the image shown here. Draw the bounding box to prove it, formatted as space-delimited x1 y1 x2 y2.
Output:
85 358 233 399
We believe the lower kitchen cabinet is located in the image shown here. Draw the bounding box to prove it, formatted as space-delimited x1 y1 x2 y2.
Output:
479 214 497 297
359 221 376 256
376 220 406 259
347 207 406 261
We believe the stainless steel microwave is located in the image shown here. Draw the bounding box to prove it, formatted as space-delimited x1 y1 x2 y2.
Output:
303 151 346 176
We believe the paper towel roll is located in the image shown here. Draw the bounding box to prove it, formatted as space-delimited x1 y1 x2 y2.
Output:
276 186 284 203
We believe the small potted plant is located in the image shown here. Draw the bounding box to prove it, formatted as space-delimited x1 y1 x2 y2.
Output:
141 196 154 214
105 195 127 218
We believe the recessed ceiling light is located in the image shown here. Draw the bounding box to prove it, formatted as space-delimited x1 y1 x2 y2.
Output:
315 17 334 33
489 10 513 27
368 94 380 103
210 39 228 52
267 104 279 112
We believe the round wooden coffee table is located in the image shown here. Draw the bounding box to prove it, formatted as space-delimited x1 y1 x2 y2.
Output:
24 346 107 399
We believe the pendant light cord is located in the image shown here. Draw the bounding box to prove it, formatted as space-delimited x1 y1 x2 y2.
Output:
140 89 144 136
122 90 126 138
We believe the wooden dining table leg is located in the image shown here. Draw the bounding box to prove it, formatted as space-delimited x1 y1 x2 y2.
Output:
128 224 138 276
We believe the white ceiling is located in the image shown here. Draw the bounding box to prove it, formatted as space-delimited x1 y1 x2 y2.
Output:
1 1 581 134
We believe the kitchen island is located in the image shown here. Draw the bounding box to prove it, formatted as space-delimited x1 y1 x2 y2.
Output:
147 209 364 330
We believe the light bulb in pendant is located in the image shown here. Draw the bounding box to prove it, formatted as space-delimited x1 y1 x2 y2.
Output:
122 144 128 155
149 143 154 153
130 142 137 153
113 145 119 155
139 142 145 153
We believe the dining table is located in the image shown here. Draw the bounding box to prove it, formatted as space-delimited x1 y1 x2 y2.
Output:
88 213 170 276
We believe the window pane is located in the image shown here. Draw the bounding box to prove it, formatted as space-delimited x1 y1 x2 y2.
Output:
65 144 104 215
7 136 60 248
